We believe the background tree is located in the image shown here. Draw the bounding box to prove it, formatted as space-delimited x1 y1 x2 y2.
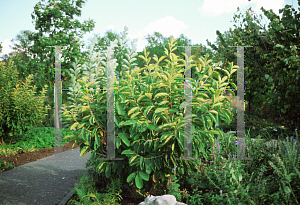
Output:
83 28 136 86
0 30 39 84
135 32 220 85
12 0 96 128
206 1 300 131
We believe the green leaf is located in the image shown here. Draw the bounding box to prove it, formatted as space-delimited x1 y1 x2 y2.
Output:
86 131 91 147
89 115 93 125
95 131 100 147
127 172 136 183
138 169 149 181
281 108 286 113
283 186 291 194
105 163 111 178
116 100 125 116
140 157 144 170
121 149 136 155
145 159 152 174
265 74 269 79
121 135 130 147
135 174 143 189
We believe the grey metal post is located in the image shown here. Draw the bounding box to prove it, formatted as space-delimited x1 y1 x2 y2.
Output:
175 46 195 161
45 45 70 156
98 45 123 161
228 46 253 161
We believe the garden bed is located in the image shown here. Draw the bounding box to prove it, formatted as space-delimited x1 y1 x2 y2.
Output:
1 103 299 204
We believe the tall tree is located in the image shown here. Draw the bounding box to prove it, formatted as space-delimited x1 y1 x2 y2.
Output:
10 0 96 128
0 30 38 84
207 1 300 130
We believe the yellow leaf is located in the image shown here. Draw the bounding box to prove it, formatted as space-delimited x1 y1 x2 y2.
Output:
128 107 139 116
131 112 141 119
130 156 138 164
86 82 94 88
81 106 90 112
70 122 79 130
80 146 89 159
145 93 152 99
98 162 106 171
208 110 218 115
206 59 213 65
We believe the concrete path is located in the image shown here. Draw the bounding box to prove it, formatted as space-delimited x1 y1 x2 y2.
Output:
0 147 93 205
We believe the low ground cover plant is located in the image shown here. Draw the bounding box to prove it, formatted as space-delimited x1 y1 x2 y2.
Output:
0 126 80 162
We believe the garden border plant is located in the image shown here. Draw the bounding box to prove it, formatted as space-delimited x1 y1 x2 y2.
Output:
60 26 240 202
58 28 299 204
0 59 51 147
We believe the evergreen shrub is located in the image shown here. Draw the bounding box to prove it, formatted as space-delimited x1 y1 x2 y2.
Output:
62 26 238 197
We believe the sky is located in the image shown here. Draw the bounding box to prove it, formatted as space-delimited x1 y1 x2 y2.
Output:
1 0 299 70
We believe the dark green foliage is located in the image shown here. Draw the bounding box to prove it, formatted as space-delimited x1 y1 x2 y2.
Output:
206 3 300 131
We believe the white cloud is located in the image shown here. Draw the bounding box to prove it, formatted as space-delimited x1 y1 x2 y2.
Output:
0 39 16 60
0 38 39 61
126 16 189 52
106 25 116 31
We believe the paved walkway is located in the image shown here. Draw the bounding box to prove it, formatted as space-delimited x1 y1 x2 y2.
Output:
0 147 93 205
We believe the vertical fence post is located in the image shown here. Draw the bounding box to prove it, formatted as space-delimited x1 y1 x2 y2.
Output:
97 45 123 161
228 46 253 162
45 45 70 156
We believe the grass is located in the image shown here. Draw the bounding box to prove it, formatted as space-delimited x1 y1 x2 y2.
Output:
1 103 299 204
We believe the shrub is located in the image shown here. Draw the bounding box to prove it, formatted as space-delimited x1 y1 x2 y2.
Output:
62 26 238 199
0 58 51 145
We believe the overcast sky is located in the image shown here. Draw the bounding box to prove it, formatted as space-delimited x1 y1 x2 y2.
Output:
1 0 298 68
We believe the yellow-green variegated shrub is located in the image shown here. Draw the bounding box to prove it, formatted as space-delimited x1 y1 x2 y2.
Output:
62 28 237 198
0 58 50 145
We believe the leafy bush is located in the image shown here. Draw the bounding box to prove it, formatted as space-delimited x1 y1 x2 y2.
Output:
62 26 238 199
0 59 51 145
